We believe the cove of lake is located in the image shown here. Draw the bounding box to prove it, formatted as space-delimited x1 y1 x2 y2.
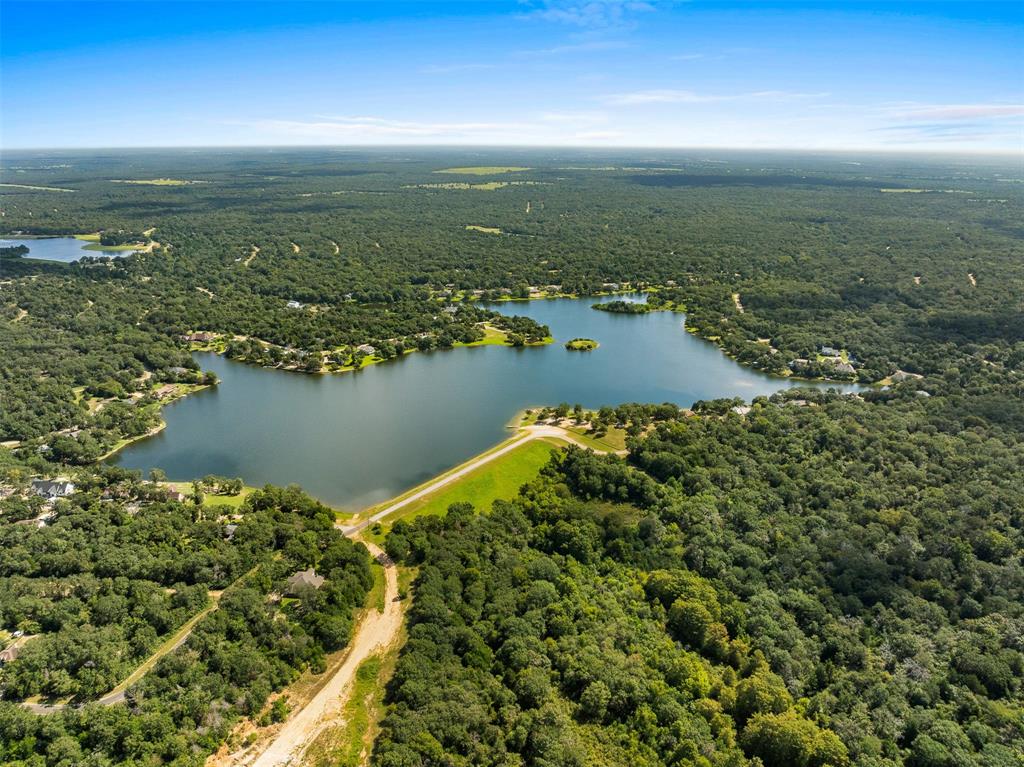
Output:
0 236 136 262
113 295 862 509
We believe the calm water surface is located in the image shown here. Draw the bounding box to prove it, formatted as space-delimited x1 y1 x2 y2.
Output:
114 296 860 508
0 236 135 262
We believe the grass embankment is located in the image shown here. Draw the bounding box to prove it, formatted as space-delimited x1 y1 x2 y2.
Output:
82 243 145 252
434 166 531 175
356 437 561 544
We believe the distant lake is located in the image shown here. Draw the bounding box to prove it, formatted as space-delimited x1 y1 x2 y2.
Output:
113 295 862 509
0 236 135 262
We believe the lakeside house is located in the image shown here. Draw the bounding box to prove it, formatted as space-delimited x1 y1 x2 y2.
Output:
30 478 76 499
285 568 325 595
356 343 376 354
181 332 216 343
166 489 188 503
154 384 178 399
286 300 304 309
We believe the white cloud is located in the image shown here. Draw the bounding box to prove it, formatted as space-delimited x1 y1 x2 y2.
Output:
603 89 725 105
244 116 536 140
886 103 1024 121
519 1 660 29
670 53 704 60
602 89 829 105
516 39 629 56
540 110 608 123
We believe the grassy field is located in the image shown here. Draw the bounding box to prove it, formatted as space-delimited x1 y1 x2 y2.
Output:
111 178 197 186
161 481 256 510
465 224 503 234
434 166 531 175
361 438 560 542
453 324 510 347
563 422 628 451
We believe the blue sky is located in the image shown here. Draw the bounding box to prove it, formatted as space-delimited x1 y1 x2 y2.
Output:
2 1 1021 151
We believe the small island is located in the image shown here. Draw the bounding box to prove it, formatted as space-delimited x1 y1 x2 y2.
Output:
565 337 599 351
592 300 651 314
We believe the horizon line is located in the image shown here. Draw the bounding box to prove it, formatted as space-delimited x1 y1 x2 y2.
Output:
2 143 1021 159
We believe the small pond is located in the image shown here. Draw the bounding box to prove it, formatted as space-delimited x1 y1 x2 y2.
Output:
0 236 137 262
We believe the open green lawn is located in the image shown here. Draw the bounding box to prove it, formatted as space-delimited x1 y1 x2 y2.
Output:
434 166 531 175
162 481 256 510
203 486 256 510
565 424 628 451
365 438 559 541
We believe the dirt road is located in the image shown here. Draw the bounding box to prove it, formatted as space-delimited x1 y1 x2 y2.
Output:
246 543 401 767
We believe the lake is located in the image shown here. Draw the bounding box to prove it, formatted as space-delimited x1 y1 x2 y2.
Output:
113 296 861 509
0 236 136 262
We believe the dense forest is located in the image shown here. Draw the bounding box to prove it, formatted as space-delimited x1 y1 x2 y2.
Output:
376 371 1023 766
0 466 373 766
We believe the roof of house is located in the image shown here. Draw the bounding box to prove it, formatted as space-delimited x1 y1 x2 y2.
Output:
30 478 75 498
286 568 325 593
